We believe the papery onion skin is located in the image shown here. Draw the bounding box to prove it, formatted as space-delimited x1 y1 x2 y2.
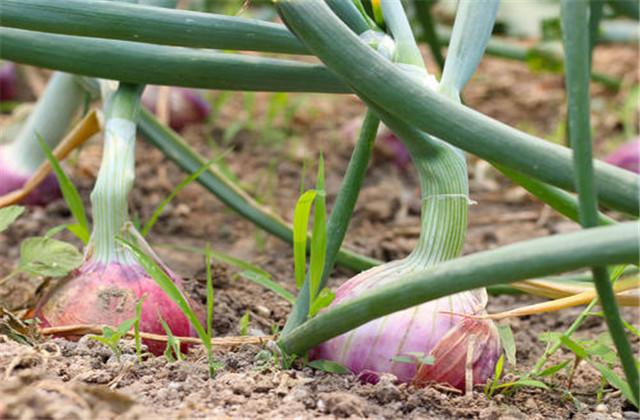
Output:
0 145 61 205
310 263 501 389
36 260 201 355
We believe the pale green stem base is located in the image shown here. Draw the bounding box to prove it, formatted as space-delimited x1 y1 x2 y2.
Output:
7 72 84 173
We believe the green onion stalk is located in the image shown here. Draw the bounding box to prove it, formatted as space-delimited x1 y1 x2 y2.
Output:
298 0 502 391
35 83 203 354
0 71 85 205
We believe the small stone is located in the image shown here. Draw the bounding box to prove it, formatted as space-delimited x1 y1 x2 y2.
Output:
623 412 640 419
595 404 608 413
255 305 271 318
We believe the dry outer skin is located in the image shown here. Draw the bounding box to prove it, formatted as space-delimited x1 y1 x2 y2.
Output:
1 46 639 418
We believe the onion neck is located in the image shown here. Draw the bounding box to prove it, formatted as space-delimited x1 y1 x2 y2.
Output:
7 72 85 173
403 136 469 270
89 84 142 264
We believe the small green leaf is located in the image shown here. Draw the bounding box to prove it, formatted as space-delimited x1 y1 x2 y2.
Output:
538 360 570 377
293 189 316 289
239 311 250 336
487 354 504 397
134 297 144 361
18 237 83 277
391 355 417 365
309 287 335 317
498 324 517 367
236 271 296 304
116 318 136 336
560 336 589 360
37 134 90 244
512 379 550 390
307 359 350 374
0 205 25 233
44 224 68 239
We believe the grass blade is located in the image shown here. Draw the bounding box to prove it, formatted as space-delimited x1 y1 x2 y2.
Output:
237 270 296 304
309 156 327 303
37 134 90 243
117 237 209 351
142 157 217 236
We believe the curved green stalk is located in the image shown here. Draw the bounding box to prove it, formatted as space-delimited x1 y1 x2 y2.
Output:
278 221 639 355
275 0 639 216
0 0 307 55
561 0 638 400
137 109 380 272
0 28 349 94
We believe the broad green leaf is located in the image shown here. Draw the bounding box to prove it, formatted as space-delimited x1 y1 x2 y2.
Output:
498 324 517 367
309 287 335 317
0 205 25 233
307 359 350 374
237 271 296 304
293 189 317 289
18 237 83 277
37 135 90 244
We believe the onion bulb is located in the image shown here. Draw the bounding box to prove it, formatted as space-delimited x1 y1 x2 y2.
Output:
310 263 501 389
0 62 18 102
606 138 640 174
0 146 60 205
142 86 211 132
36 84 203 355
36 260 200 355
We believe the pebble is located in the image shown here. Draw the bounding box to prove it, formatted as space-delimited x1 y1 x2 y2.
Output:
596 404 608 413
255 305 271 318
623 412 640 419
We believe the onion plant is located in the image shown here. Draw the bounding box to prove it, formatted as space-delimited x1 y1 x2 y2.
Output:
1 0 638 401
0 72 85 204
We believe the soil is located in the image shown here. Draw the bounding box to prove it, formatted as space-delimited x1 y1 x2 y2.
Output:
0 41 639 419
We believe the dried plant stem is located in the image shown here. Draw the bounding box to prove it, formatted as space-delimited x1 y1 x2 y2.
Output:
40 324 275 347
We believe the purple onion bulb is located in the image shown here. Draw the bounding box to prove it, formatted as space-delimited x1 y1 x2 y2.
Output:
605 138 640 174
0 144 60 205
311 263 501 390
142 86 211 132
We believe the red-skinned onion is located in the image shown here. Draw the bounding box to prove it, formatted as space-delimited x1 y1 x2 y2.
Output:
36 260 200 355
35 85 204 355
142 86 211 131
0 144 60 205
0 72 84 205
605 138 640 174
0 62 18 102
